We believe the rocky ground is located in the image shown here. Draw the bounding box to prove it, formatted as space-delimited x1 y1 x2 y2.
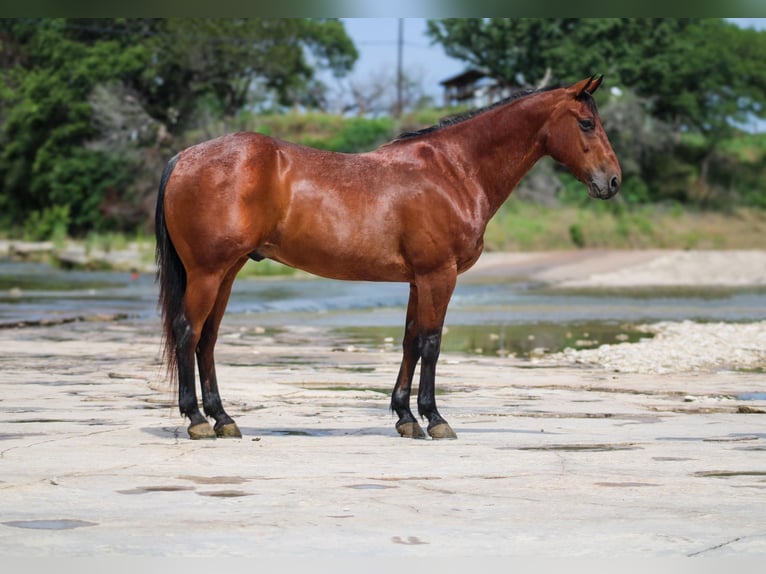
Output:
470 249 766 375
543 320 766 374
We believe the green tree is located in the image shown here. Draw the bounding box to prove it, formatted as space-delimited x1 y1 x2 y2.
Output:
427 19 766 135
0 18 358 236
427 18 766 205
0 19 148 234
116 19 357 131
426 19 578 88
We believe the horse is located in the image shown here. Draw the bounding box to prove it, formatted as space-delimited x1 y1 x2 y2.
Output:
155 75 621 441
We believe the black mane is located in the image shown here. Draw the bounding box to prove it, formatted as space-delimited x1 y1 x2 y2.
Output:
390 83 596 144
391 85 557 143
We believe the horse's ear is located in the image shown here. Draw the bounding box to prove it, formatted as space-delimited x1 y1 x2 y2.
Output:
570 75 604 97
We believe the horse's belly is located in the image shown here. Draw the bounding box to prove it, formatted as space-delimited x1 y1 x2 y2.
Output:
260 242 412 283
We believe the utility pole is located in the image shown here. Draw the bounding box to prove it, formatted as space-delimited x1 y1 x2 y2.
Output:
395 18 403 119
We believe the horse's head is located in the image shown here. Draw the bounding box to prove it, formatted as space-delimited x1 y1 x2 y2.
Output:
544 75 621 200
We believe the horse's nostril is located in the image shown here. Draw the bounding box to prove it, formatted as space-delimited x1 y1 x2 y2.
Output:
609 176 620 193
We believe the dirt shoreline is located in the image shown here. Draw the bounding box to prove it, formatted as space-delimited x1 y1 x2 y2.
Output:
467 248 766 288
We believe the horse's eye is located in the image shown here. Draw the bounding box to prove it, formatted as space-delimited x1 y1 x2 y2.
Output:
579 118 595 131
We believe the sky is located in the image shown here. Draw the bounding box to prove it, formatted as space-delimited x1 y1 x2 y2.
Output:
341 18 766 108
340 18 464 103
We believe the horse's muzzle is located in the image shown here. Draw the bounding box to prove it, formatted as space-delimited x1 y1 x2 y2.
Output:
589 173 621 200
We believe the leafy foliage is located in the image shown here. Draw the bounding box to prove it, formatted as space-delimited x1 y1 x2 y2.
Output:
428 18 766 208
0 18 357 238
427 19 766 136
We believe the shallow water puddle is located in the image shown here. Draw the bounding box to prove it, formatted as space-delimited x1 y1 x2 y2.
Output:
333 321 652 358
693 470 766 478
197 490 252 498
271 429 320 437
2 519 97 530
178 475 249 485
345 483 397 490
392 536 428 545
702 435 761 442
117 485 195 495
6 418 69 424
737 392 766 401
0 432 45 440
6 417 114 426
300 384 390 394
594 482 661 487
517 442 641 452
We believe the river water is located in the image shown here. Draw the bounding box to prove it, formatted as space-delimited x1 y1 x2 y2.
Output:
2 260 765 357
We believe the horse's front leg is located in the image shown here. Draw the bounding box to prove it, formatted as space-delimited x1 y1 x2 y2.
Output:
415 268 458 440
391 284 426 439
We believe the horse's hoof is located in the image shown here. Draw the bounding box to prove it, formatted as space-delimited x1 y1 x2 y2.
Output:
215 422 242 439
188 421 216 440
428 423 457 440
396 421 426 439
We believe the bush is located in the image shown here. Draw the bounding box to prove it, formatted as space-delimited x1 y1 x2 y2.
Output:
42 148 130 235
24 205 70 243
300 116 394 152
569 223 585 247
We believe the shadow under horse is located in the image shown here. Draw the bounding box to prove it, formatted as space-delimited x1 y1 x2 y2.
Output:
155 75 621 440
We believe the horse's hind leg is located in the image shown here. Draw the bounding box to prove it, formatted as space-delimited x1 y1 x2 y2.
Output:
196 259 247 438
174 316 214 439
175 271 224 439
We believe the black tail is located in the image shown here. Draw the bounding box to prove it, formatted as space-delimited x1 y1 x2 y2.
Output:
155 153 183 384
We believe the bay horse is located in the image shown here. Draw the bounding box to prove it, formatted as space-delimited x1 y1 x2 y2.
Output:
155 75 621 440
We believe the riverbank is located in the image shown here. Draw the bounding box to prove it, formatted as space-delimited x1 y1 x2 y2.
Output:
466 248 766 288
0 237 156 273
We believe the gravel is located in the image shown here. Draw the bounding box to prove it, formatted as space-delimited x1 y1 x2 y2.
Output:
543 320 766 374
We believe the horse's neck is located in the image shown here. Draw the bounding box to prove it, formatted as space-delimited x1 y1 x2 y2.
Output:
458 96 551 218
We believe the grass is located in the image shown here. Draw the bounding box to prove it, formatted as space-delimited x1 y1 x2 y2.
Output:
484 203 766 251
237 258 297 277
